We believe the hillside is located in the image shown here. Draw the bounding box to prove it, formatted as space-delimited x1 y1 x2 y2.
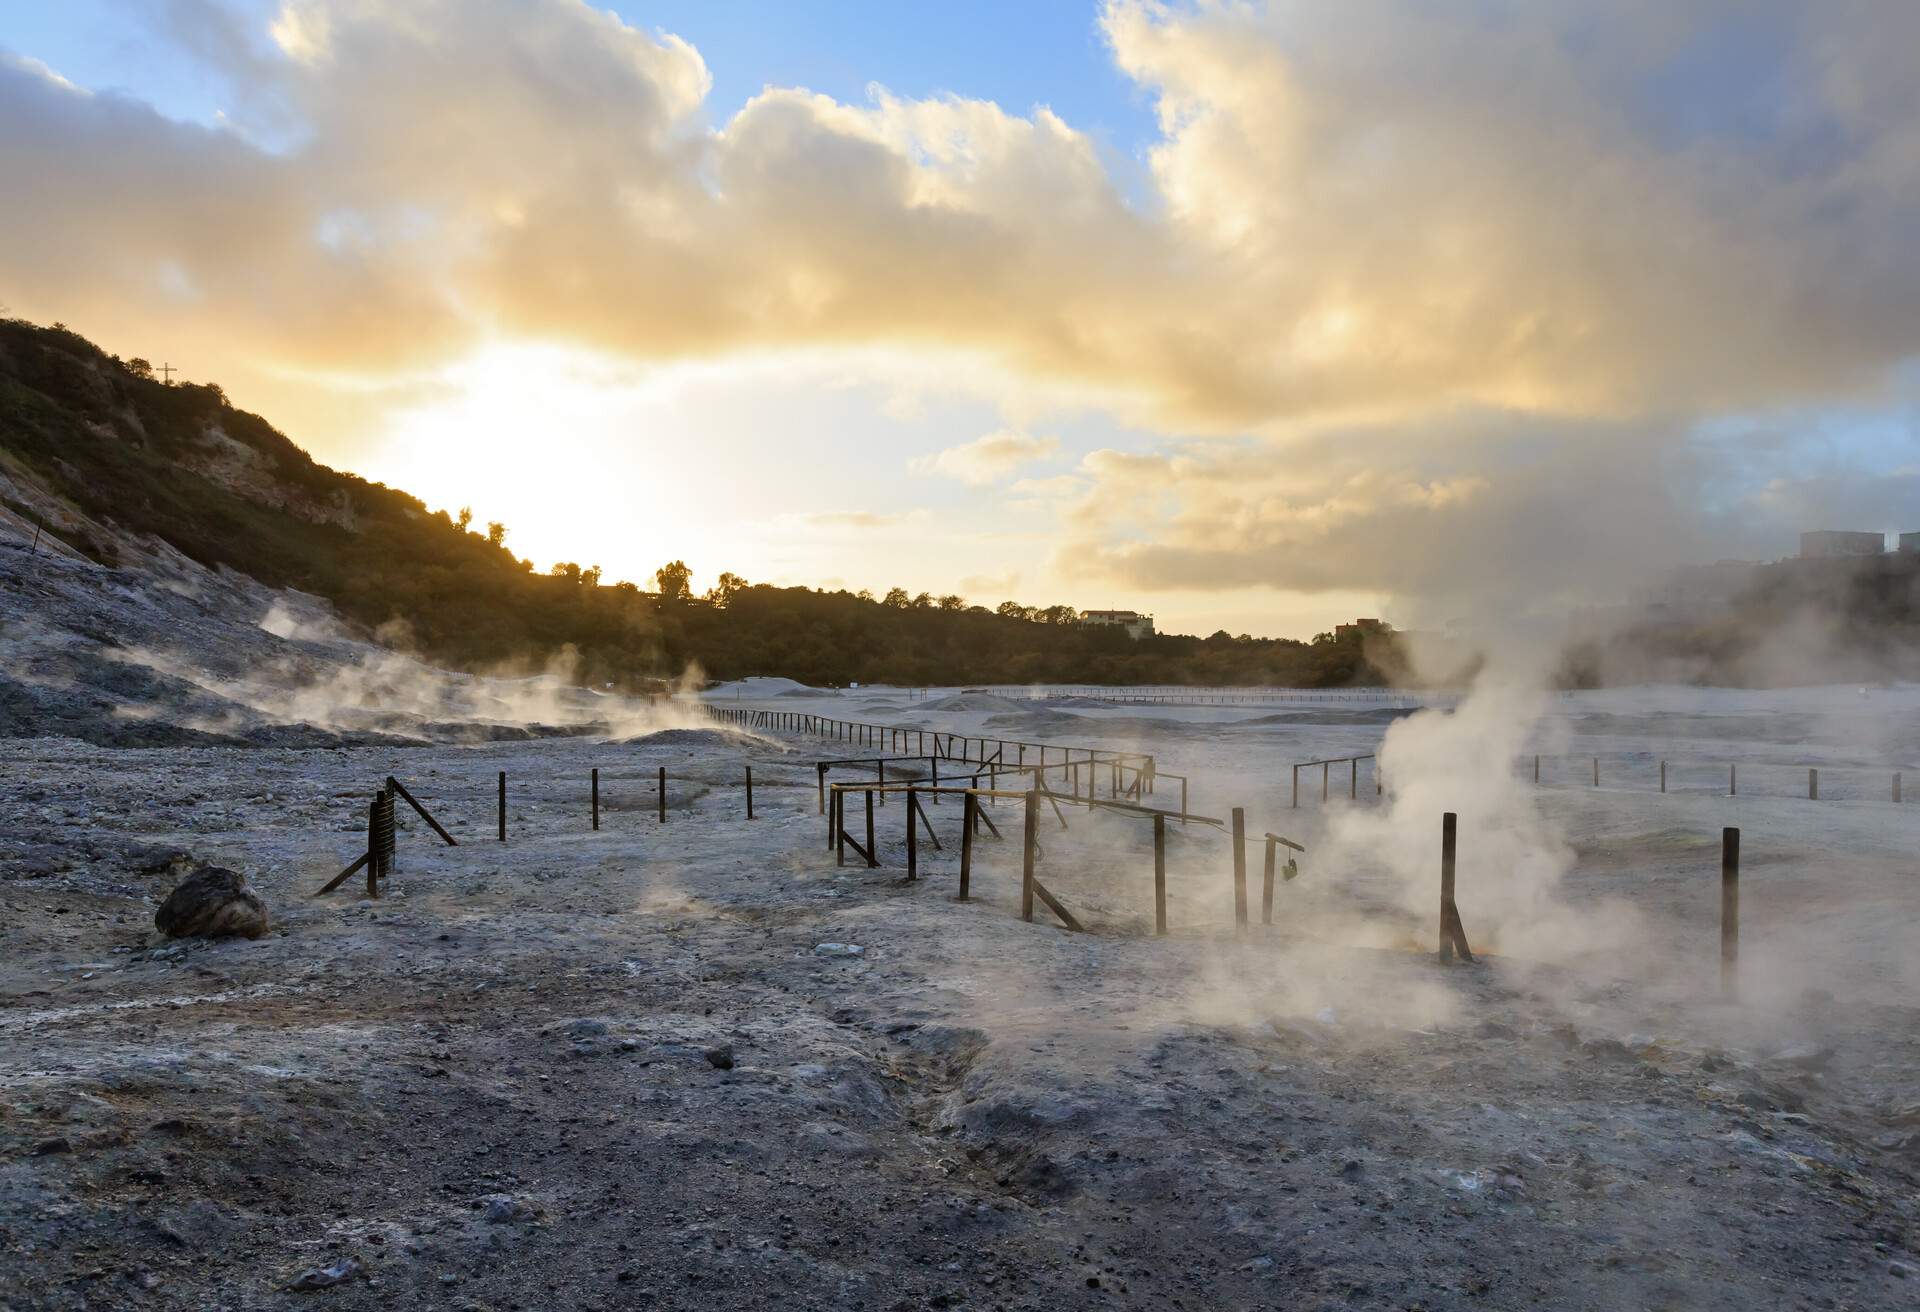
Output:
0 318 1390 691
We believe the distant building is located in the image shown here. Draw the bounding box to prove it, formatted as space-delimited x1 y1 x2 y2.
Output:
1799 530 1885 559
1901 532 1920 554
1334 617 1389 640
1080 609 1155 640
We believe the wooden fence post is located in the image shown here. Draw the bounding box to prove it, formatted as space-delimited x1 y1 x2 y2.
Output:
905 788 918 880
746 766 755 820
658 766 667 823
864 789 876 868
1021 789 1039 922
1593 757 1599 787
1721 827 1740 998
1231 807 1248 929
497 770 506 843
1261 835 1277 925
1730 763 1737 796
1808 767 1818 800
1896 771 1903 803
1660 760 1667 793
591 767 600 830
1533 754 1540 784
1438 812 1473 963
1153 813 1167 936
959 792 976 900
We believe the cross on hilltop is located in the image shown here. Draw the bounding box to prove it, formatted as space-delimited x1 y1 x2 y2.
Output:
157 363 176 384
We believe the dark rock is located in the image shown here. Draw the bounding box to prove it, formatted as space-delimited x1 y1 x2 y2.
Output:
32 1137 72 1155
154 865 268 940
704 1043 735 1070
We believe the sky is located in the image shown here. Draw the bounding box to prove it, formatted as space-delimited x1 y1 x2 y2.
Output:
3 1 1919 640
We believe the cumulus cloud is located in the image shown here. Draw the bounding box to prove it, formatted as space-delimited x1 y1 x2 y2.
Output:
912 430 1060 485
7 0 1918 430
4 0 1919 612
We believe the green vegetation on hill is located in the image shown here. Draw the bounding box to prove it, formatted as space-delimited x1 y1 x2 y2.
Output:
0 318 1394 688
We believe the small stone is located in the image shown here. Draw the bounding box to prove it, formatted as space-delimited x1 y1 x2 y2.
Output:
704 1043 735 1070
481 1195 535 1224
32 1137 72 1156
814 943 864 958
287 1257 362 1291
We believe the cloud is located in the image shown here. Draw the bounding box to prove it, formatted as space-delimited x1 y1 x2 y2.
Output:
6 0 1918 436
5 1 1920 615
911 430 1059 485
801 510 924 530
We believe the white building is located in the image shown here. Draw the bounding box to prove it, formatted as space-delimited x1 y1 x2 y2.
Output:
1080 609 1155 640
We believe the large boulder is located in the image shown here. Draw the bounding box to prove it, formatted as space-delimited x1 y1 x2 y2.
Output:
154 866 269 940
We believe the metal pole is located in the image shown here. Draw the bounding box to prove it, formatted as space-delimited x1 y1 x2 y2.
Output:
746 766 755 820
1721 827 1740 998
658 766 667 823
1322 761 1329 802
1292 763 1299 808
1153 813 1167 936
1350 758 1357 800
497 771 506 842
1593 757 1599 787
1730 764 1737 796
1262 835 1276 925
1660 760 1666 793
1896 771 1903 804
1533 754 1539 784
1231 806 1248 929
591 768 600 830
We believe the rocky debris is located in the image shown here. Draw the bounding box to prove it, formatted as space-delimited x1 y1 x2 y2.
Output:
287 1257 361 1291
480 1195 538 1224
153 865 269 939
703 1042 735 1070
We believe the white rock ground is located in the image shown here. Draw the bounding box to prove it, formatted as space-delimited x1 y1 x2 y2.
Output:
3 673 1919 1310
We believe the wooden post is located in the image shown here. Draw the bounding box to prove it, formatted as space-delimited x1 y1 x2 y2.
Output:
1593 757 1599 787
817 762 827 815
1180 776 1189 824
1896 771 1903 803
959 792 976 900
1231 806 1248 929
658 766 667 823
1660 760 1667 793
497 770 506 842
1721 827 1739 998
1438 812 1474 963
1261 835 1276 926
1808 767 1818 801
1021 788 1038 922
1153 813 1167 936
905 789 918 880
746 766 755 820
1730 763 1737 796
876 758 885 807
591 767 600 830
1350 757 1357 800
1533 754 1540 784
1321 761 1329 803
864 789 876 868
835 789 846 866
931 754 940 805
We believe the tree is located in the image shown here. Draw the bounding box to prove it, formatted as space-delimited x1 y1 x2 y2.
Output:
655 559 693 602
996 601 1035 622
1038 604 1079 625
883 587 911 608
486 521 508 548
550 561 582 583
706 571 748 607
937 594 965 611
456 506 473 532
580 564 603 587
910 592 934 609
126 357 154 380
